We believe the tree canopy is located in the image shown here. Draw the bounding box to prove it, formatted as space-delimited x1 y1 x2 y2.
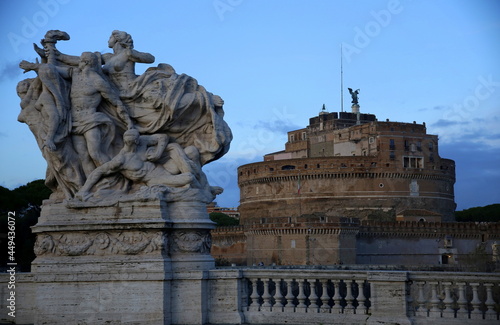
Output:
209 212 239 227
455 204 500 222
1 179 52 271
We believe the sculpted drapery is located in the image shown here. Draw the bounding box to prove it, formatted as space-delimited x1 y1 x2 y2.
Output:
18 30 231 204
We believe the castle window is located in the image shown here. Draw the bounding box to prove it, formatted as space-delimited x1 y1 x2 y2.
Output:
270 167 274 171
369 137 375 144
389 139 395 150
289 134 295 142
417 141 422 151
429 153 434 162
390 151 395 160
429 142 434 151
403 156 424 168
304 164 308 169
302 132 307 140
404 140 409 151
281 165 296 170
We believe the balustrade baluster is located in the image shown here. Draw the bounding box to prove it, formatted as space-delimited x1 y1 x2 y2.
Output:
441 282 455 318
484 283 497 320
320 280 331 313
357 280 367 315
249 278 261 311
428 282 442 318
261 278 272 311
415 281 427 317
332 280 343 313
455 282 469 319
296 279 307 312
469 282 483 320
308 279 319 313
284 279 296 312
273 278 284 312
344 280 355 314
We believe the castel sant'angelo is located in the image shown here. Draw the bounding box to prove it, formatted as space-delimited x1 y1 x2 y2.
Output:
212 96 499 268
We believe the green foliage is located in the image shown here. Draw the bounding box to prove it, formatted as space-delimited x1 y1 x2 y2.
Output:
455 204 500 222
0 179 52 271
209 212 239 227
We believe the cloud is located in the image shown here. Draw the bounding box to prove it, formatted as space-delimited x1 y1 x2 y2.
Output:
418 105 448 112
255 119 302 134
0 61 22 82
431 119 469 128
440 140 500 210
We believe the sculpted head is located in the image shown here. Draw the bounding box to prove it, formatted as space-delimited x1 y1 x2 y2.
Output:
79 52 99 70
109 30 133 49
16 79 32 98
123 128 140 145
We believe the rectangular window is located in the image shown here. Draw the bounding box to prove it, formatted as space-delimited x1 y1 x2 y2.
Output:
390 151 395 160
289 134 295 142
417 141 422 151
302 132 307 140
389 139 395 150
429 142 434 151
403 156 424 168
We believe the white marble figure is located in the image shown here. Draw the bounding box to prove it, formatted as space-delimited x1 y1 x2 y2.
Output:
18 30 232 204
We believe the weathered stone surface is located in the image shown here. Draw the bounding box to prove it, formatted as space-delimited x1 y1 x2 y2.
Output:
18 29 231 204
16 29 231 324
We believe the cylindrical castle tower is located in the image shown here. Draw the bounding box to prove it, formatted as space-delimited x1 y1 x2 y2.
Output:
238 114 456 225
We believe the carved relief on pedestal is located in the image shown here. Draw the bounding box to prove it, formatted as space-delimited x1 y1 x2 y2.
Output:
170 230 212 254
34 231 168 256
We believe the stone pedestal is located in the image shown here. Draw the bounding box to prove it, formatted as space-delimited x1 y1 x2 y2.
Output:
31 198 215 324
367 271 413 325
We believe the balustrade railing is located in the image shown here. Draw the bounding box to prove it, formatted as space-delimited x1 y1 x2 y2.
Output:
239 269 500 325
242 270 371 315
408 272 499 321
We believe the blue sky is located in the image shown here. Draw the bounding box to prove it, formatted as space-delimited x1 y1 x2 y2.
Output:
0 0 499 211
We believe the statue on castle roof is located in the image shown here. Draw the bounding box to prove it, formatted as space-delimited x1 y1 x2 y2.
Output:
17 30 232 205
348 88 360 105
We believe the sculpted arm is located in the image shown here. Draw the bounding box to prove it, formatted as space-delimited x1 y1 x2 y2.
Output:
128 49 155 64
95 75 133 128
57 53 80 66
144 134 168 162
76 156 124 200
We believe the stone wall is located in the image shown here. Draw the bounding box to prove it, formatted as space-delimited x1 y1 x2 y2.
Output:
238 156 456 223
211 221 500 269
3 269 499 324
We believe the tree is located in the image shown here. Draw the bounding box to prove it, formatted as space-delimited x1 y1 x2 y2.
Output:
209 212 239 227
455 204 500 222
0 179 52 271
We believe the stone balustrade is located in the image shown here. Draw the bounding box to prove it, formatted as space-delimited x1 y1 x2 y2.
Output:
2 267 499 324
241 269 373 324
408 272 500 323
238 268 499 325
